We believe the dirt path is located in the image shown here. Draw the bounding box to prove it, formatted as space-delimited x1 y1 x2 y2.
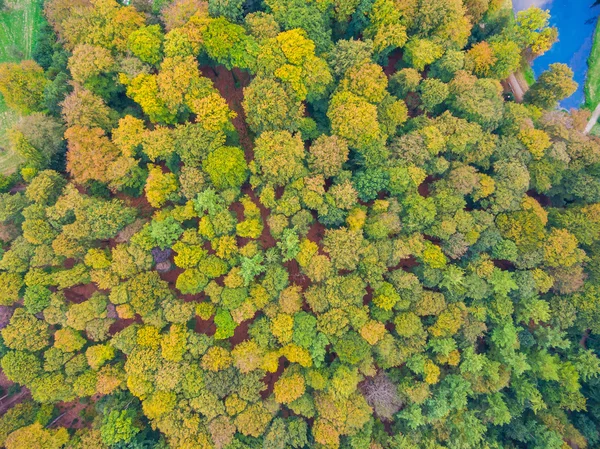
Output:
201 65 254 159
0 389 30 415
506 72 528 103
0 373 30 416
48 400 90 429
584 101 600 134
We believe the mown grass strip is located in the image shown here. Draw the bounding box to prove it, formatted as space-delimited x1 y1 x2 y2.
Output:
0 0 44 174
585 17 600 109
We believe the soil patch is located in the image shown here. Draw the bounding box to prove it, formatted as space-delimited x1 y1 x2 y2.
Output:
109 316 142 335
194 315 216 336
230 319 250 346
383 49 403 77
363 285 374 306
526 190 552 207
404 92 422 116
493 259 515 271
201 65 254 159
49 399 90 429
181 292 207 303
114 192 155 219
229 199 245 222
418 175 439 198
0 306 13 329
158 265 184 289
243 186 276 249
0 373 30 417
9 184 25 194
260 357 286 399
63 283 101 304
306 218 326 247
283 259 311 291
388 256 419 272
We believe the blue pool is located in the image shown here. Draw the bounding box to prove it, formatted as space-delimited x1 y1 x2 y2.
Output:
513 0 599 109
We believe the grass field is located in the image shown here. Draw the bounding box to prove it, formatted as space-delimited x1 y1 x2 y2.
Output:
585 18 600 110
0 0 44 64
0 0 44 174
0 108 21 174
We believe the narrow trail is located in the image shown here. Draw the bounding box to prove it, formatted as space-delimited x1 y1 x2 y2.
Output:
22 0 32 59
584 101 600 134
507 73 527 103
0 389 31 416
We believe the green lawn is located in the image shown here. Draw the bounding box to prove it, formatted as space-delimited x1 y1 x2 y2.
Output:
0 0 44 174
0 109 22 175
0 0 44 64
585 17 600 110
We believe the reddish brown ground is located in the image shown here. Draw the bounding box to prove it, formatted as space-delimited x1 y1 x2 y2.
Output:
229 199 245 222
306 216 326 247
0 306 13 329
363 285 374 306
0 373 30 416
63 283 102 304
181 292 207 303
284 259 311 291
260 357 286 399
49 399 91 429
201 65 254 159
580 330 590 349
243 185 277 249
194 315 216 336
383 49 403 77
405 91 422 117
114 192 155 218
388 256 419 272
493 259 515 271
109 316 142 336
8 184 25 194
527 190 552 207
418 175 440 198
157 265 184 288
229 319 250 346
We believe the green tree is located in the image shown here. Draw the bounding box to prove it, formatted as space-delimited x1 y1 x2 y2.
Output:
1 309 49 352
65 126 122 185
208 0 244 22
145 165 179 208
0 272 23 306
8 114 65 170
61 85 117 131
327 90 385 163
100 409 141 446
525 63 578 109
447 70 504 130
389 68 421 97
127 25 164 65
5 423 69 449
418 78 449 111
1 351 42 385
323 228 365 271
254 131 306 186
242 77 304 134
307 135 349 177
403 38 444 72
0 61 49 114
203 146 248 190
25 170 66 205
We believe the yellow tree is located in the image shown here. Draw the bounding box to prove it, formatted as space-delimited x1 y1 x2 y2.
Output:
0 61 48 114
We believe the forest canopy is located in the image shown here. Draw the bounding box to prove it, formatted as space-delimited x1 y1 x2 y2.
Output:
0 1 599 449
